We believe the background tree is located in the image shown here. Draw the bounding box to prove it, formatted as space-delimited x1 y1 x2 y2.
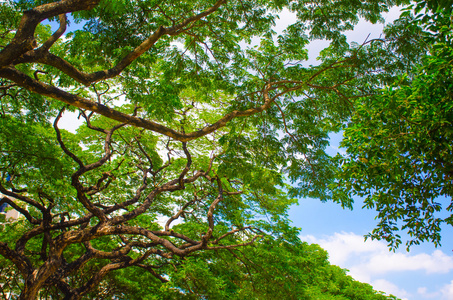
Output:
1 220 395 299
338 0 453 249
0 0 433 298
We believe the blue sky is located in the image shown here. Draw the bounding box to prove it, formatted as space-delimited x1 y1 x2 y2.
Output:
289 133 453 300
290 189 453 300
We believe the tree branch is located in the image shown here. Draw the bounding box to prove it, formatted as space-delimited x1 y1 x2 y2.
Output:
0 67 276 142
0 0 101 67
0 242 33 279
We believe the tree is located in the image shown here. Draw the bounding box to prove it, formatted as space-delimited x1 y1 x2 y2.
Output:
0 0 416 298
338 0 453 249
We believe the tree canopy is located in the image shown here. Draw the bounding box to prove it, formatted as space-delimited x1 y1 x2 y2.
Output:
0 0 450 298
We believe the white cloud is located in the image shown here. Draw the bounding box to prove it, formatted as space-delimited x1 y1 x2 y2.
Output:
441 280 453 300
417 287 440 299
301 232 453 275
365 250 453 274
418 281 453 300
302 232 386 266
372 279 409 300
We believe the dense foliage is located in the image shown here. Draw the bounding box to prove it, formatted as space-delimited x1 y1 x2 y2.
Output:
339 0 453 249
0 0 450 298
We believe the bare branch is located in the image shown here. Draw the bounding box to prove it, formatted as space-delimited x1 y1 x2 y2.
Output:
54 107 84 168
137 264 169 283
40 14 67 52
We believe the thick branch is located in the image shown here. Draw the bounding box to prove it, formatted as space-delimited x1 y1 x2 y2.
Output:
0 242 33 279
44 251 94 289
72 249 157 298
11 0 226 86
0 0 101 67
0 67 275 142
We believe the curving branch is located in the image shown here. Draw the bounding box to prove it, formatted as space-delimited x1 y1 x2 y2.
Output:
0 66 277 142
72 248 158 298
54 107 84 168
202 187 223 244
1 52 358 144
178 142 192 188
40 14 67 52
211 226 252 245
8 0 226 86
0 0 102 68
0 242 33 279
0 196 38 224
56 106 128 223
0 182 46 215
137 264 169 283
165 198 195 231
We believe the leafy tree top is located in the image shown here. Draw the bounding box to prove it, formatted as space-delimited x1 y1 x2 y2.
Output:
1 0 450 298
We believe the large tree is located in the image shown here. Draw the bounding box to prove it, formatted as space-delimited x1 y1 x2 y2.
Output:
0 0 440 298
